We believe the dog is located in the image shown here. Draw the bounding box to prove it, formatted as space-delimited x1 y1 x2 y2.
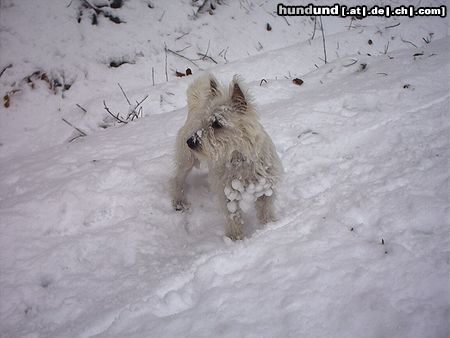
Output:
170 73 282 240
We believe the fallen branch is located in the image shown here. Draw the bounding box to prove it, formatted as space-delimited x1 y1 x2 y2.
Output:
175 45 191 53
319 16 327 64
383 41 390 54
152 66 155 86
117 82 131 105
164 43 169 82
61 118 87 137
196 40 217 63
197 53 218 64
385 22 400 29
281 16 290 26
218 47 229 63
103 100 128 124
126 94 149 121
343 59 358 67
202 40 211 60
175 31 190 40
158 10 166 22
166 47 199 67
400 38 418 48
311 16 317 39
348 16 354 30
76 103 87 113
0 64 12 78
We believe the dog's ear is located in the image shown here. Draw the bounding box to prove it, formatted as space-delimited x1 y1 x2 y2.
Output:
231 82 247 112
210 78 219 96
209 74 221 97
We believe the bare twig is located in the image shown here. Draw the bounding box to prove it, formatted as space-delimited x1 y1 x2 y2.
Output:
259 79 267 86
117 83 131 105
413 52 424 60
282 16 290 26
176 32 190 40
401 38 418 48
383 41 390 54
127 95 149 120
62 118 87 136
422 33 433 44
152 67 155 86
311 16 317 40
0 64 12 78
202 40 211 60
343 59 358 67
197 40 217 63
348 16 354 30
385 22 400 29
103 100 128 124
348 16 355 30
197 53 218 64
319 16 327 64
158 10 166 22
175 45 191 53
164 43 169 82
166 47 199 67
76 103 87 113
218 47 229 63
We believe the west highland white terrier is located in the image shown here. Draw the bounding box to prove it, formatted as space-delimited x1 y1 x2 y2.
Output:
171 73 282 240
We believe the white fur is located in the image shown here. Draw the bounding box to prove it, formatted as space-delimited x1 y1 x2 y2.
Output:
171 73 283 240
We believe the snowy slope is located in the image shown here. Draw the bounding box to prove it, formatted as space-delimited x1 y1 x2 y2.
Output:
0 1 449 337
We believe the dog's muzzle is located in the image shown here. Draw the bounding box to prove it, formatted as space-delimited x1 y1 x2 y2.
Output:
187 135 201 150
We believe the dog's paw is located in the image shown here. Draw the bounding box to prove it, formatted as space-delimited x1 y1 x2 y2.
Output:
227 229 244 241
172 199 190 212
227 233 244 241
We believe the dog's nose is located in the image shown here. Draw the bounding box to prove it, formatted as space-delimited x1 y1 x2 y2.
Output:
187 136 200 150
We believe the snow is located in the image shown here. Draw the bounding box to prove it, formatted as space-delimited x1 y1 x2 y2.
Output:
226 178 273 211
0 0 449 337
231 179 245 193
226 201 238 213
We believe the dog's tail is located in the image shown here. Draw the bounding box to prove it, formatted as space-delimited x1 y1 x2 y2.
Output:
186 73 222 114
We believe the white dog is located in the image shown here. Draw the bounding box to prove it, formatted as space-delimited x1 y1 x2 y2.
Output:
171 74 282 240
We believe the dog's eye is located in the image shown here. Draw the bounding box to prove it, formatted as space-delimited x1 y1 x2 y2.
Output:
211 119 222 129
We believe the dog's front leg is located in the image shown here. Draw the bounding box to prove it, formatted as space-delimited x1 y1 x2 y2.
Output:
171 155 195 211
171 166 192 211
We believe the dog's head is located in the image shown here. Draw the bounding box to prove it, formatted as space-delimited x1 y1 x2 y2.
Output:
186 74 260 164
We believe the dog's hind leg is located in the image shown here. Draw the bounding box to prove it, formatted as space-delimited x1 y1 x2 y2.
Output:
256 194 276 224
171 163 193 211
226 208 244 241
217 193 244 240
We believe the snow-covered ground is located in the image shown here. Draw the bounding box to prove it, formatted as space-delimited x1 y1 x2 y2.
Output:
0 0 449 337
